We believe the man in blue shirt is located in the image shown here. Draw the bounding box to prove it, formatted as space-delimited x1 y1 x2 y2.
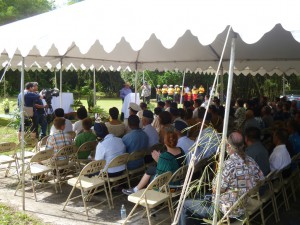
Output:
119 82 132 102
122 115 148 169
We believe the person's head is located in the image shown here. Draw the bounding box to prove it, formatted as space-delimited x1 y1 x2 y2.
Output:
54 108 65 118
183 101 191 109
261 105 271 116
198 107 211 122
94 122 109 139
82 117 93 131
178 108 185 119
164 130 178 148
128 115 140 129
109 107 119 120
174 120 188 137
236 98 244 108
213 98 221 106
227 132 245 157
159 111 172 125
208 105 218 115
77 106 88 120
286 119 298 134
154 107 162 116
245 109 254 120
142 110 154 125
124 82 130 89
194 99 202 108
157 101 165 108
32 82 38 92
129 102 141 115
273 128 288 146
165 100 171 108
184 108 193 120
140 102 147 110
169 107 179 119
25 82 33 91
245 127 261 145
170 102 178 109
53 117 66 130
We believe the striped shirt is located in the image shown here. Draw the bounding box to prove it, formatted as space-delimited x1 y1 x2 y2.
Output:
46 131 72 159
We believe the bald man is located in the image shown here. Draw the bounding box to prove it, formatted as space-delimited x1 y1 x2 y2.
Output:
179 132 264 224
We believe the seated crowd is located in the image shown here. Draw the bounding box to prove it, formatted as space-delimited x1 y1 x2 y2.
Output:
41 94 300 222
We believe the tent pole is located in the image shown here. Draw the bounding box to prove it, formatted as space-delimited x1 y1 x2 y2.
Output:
212 35 236 225
142 70 145 84
220 66 224 104
20 57 25 211
180 71 186 106
282 73 285 96
54 69 57 88
93 68 96 106
59 58 63 107
134 70 138 103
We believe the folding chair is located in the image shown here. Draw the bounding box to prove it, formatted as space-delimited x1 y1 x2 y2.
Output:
15 149 57 201
168 165 188 200
102 153 130 208
124 171 173 225
66 131 76 141
51 145 78 193
36 135 49 152
0 142 18 178
76 140 98 167
15 136 39 162
285 153 300 203
63 160 111 219
259 170 280 223
127 150 146 187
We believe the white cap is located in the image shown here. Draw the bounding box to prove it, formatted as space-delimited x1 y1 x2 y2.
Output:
129 102 141 112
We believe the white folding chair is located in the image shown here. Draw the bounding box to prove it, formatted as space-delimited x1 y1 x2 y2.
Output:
0 142 18 178
124 171 173 225
63 160 111 219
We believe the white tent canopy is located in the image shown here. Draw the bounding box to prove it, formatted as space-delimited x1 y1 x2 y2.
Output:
0 0 300 74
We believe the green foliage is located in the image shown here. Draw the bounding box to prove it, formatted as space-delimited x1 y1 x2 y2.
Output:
90 105 109 122
2 98 10 110
0 203 43 225
0 0 53 26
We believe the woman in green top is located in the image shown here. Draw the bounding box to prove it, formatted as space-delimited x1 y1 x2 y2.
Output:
122 130 185 195
75 118 97 159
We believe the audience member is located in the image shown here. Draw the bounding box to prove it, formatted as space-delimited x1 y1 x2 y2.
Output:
122 115 148 169
50 108 73 135
75 118 97 159
105 107 125 137
73 106 88 135
142 110 159 148
245 127 270 176
158 111 173 144
287 119 300 156
174 120 194 155
94 123 126 177
152 107 162 132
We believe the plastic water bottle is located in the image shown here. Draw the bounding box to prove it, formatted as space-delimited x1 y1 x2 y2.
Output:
121 204 127 220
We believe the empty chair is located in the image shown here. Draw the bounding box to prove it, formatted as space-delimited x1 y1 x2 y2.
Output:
124 171 173 225
0 142 18 177
63 160 111 219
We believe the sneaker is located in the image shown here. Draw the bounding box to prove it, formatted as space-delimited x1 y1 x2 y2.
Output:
122 188 135 196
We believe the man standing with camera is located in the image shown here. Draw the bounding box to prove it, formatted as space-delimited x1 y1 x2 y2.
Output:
32 82 48 139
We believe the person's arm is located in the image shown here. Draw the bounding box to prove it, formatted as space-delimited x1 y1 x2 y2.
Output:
151 150 160 162
94 143 105 161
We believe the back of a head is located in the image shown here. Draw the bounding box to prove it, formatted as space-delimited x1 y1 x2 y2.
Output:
159 111 172 125
236 98 244 107
198 107 210 121
128 115 140 129
82 117 93 131
25 82 33 90
165 100 171 107
170 102 178 109
154 107 162 116
140 102 147 109
183 101 191 109
228 132 245 160
274 128 288 144
157 101 165 108
194 99 202 107
55 108 65 117
77 106 88 120
185 108 193 120
245 109 254 120
53 117 66 130
109 107 119 120
170 107 179 117
164 131 178 148
245 127 261 142
94 122 109 139
178 108 185 119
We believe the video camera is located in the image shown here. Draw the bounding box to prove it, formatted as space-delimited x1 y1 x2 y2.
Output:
41 88 60 106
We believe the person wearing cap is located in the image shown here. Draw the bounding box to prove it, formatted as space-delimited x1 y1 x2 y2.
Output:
141 81 151 104
122 115 148 170
156 85 162 102
32 82 48 139
142 110 159 148
162 84 168 99
167 85 175 100
174 120 194 155
124 102 142 132
94 122 126 177
119 82 132 102
192 85 199 101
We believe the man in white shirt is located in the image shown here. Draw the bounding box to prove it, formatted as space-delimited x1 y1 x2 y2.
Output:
175 120 194 155
269 128 291 171
50 108 73 135
142 110 159 148
94 123 126 176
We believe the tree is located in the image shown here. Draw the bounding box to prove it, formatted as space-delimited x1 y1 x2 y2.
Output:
0 0 53 26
